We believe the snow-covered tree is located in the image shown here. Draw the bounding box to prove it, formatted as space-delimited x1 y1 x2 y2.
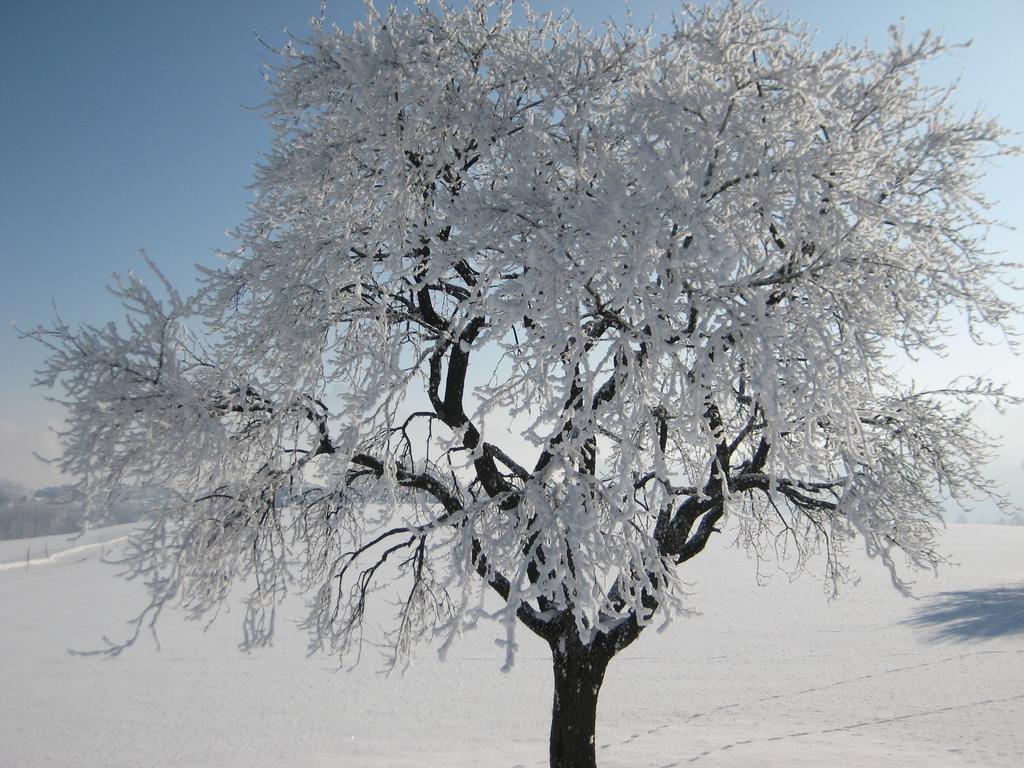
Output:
29 2 1018 766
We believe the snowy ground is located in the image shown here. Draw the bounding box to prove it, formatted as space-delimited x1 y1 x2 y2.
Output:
1 523 1021 768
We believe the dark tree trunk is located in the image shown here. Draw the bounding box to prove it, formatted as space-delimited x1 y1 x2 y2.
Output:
548 631 612 768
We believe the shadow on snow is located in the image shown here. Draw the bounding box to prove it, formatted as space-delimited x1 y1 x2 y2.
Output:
904 585 1024 642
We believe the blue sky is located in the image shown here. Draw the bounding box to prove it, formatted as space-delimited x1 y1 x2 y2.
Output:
2 0 1022 514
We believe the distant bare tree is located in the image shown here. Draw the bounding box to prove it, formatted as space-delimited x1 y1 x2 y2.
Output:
0 478 29 507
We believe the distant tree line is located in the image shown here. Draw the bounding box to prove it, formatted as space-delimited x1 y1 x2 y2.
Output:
0 479 162 540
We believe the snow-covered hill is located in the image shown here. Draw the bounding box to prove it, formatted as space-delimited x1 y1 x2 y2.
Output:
1 524 1021 767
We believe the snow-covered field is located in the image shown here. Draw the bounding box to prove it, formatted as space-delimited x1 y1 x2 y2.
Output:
1 523 1021 767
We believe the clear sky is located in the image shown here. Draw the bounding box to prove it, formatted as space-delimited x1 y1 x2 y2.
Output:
1 1 1022 518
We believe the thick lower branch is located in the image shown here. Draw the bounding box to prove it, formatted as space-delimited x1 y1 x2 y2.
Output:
345 452 553 638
